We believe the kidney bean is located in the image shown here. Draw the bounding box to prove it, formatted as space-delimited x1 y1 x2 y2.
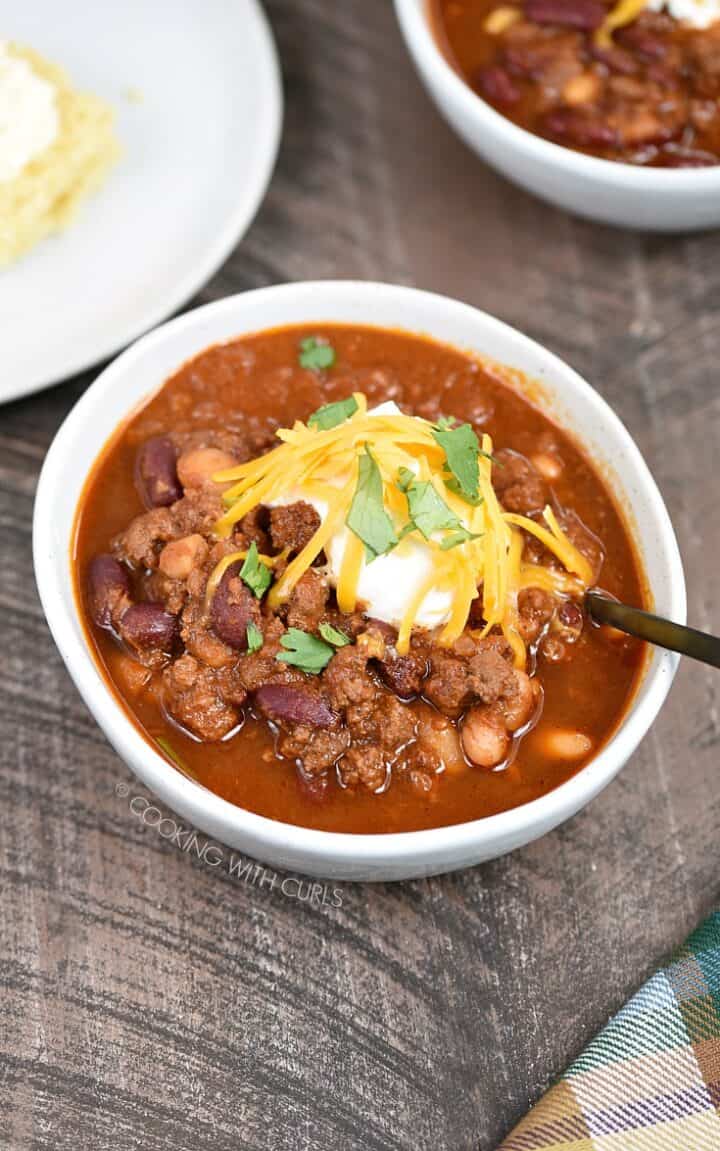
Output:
616 26 666 59
556 600 584 644
542 108 617 148
87 554 131 628
119 602 178 656
254 684 339 729
478 65 520 106
558 600 584 630
135 436 182 508
210 565 260 650
524 0 605 30
590 45 638 76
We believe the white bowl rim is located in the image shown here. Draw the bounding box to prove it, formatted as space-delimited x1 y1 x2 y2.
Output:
33 280 686 873
394 0 720 190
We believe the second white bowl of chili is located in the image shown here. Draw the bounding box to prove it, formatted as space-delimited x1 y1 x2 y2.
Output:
395 0 720 231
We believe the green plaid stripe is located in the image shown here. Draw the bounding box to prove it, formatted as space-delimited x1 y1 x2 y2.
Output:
500 913 720 1150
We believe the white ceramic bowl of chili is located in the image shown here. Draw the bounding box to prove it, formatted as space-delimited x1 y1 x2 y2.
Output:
34 281 685 880
394 0 720 232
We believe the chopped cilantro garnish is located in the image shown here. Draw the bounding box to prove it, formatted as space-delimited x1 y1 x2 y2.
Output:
346 445 397 562
439 527 482 550
318 622 351 647
399 474 461 541
239 542 272 599
396 466 415 493
432 420 481 504
276 628 335 674
299 337 336 373
443 476 484 506
307 394 358 430
246 622 264 653
156 736 189 772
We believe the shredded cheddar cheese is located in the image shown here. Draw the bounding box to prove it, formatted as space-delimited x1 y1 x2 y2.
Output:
209 396 592 664
595 0 649 47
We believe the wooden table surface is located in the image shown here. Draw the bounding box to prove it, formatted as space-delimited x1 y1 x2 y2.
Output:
2 2 719 1148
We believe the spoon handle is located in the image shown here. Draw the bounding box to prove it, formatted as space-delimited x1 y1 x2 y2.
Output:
586 591 720 670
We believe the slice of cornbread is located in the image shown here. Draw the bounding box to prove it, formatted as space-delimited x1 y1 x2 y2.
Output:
0 43 120 265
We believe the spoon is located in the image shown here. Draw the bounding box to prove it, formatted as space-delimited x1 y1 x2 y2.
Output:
586 590 720 670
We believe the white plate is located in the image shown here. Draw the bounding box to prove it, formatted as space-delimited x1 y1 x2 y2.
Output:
0 0 282 403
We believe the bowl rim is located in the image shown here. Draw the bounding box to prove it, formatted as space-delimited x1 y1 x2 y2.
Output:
394 0 720 190
33 280 686 873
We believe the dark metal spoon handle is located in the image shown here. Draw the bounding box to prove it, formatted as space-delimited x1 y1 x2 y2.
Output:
586 591 720 670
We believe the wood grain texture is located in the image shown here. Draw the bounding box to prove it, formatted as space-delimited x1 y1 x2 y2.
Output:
2 1 720 1147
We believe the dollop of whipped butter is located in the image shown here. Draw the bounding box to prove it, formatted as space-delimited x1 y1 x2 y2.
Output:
647 0 720 27
271 401 470 630
0 42 58 183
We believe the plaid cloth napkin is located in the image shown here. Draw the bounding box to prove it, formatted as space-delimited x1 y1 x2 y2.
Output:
500 912 720 1150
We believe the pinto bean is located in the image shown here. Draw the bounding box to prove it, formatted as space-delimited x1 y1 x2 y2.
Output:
135 437 182 508
562 71 601 106
461 706 510 768
176 447 237 489
210 565 260 650
254 684 339 729
541 728 593 759
540 635 567 662
530 451 564 480
524 0 605 29
119 602 178 658
417 714 466 774
158 534 208 580
485 5 522 33
87 554 131 628
502 669 537 733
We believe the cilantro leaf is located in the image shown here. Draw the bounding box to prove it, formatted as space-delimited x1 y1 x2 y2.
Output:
346 445 397 562
443 477 484 506
318 622 351 647
307 394 358 430
396 466 415 493
299 337 336 373
239 542 272 598
432 420 481 503
400 475 461 540
246 622 264 653
276 628 335 674
439 528 482 550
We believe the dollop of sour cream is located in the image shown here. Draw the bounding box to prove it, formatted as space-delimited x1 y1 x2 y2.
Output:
647 0 720 27
0 42 58 183
272 401 471 630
